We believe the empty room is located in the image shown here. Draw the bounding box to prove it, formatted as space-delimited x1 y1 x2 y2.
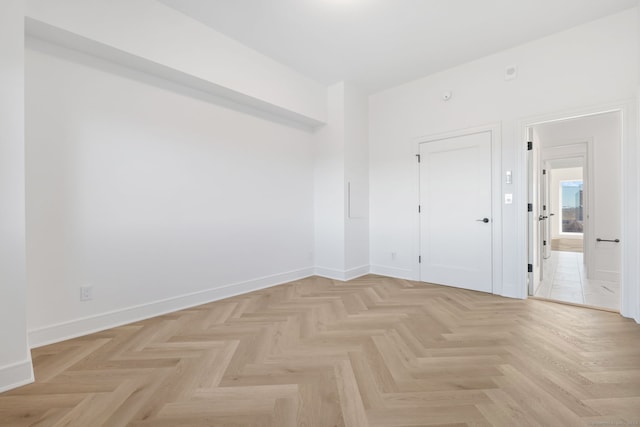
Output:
1 0 640 425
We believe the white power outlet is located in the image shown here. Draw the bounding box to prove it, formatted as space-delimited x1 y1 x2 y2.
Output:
80 286 93 301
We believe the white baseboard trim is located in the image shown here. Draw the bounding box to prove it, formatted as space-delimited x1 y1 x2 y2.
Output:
369 264 414 280
0 358 34 393
344 265 370 280
313 266 345 281
28 267 315 348
314 265 370 281
592 271 620 283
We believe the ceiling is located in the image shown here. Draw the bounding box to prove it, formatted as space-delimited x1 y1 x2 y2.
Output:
159 0 638 93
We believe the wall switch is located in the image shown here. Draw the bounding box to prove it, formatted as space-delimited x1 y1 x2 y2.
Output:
504 193 513 204
505 170 512 184
80 286 93 301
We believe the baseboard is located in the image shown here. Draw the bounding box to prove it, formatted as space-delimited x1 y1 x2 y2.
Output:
313 266 344 280
28 267 315 348
314 265 370 281
592 271 620 283
344 265 370 280
0 358 34 393
369 264 414 280
621 296 640 324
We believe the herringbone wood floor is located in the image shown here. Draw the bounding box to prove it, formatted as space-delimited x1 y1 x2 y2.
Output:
2 275 640 426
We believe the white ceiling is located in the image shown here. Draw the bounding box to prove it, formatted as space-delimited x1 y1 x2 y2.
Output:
159 0 638 93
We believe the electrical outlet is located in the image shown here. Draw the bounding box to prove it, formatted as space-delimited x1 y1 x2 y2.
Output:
80 286 93 301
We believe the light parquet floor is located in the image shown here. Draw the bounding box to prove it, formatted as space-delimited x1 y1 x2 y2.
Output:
2 275 640 426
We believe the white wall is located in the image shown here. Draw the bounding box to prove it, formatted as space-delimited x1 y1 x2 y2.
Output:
344 83 369 273
314 82 369 279
25 38 316 346
314 84 346 274
636 6 640 323
549 167 583 240
369 9 638 300
25 0 326 125
0 0 33 392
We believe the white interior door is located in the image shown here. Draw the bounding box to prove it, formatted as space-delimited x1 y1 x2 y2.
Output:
419 131 493 293
542 165 552 260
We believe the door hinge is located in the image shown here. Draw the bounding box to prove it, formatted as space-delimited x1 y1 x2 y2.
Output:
543 240 547 246
527 141 533 151
418 205 421 213
542 169 546 175
416 154 421 163
419 255 422 263
543 205 546 210
528 263 533 273
527 203 533 212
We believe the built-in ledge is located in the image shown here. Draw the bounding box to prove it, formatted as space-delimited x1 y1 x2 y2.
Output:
25 18 326 131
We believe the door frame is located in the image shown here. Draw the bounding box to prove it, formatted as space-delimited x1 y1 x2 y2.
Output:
414 123 502 295
516 100 638 321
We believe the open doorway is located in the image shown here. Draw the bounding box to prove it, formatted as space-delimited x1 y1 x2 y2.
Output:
551 160 584 253
527 111 621 311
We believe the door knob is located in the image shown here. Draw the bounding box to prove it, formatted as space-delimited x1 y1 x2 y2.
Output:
476 218 490 223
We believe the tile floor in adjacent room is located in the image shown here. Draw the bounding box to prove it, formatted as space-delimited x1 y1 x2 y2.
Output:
534 251 619 311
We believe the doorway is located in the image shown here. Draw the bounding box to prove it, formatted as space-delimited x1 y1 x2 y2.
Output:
527 111 621 311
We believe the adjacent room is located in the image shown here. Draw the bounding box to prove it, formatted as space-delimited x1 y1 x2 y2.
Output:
1 0 640 425
530 112 623 311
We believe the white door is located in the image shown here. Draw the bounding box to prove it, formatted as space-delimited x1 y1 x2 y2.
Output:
419 131 493 293
542 165 551 260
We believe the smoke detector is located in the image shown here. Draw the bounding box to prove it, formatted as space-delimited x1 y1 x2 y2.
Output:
505 65 518 81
